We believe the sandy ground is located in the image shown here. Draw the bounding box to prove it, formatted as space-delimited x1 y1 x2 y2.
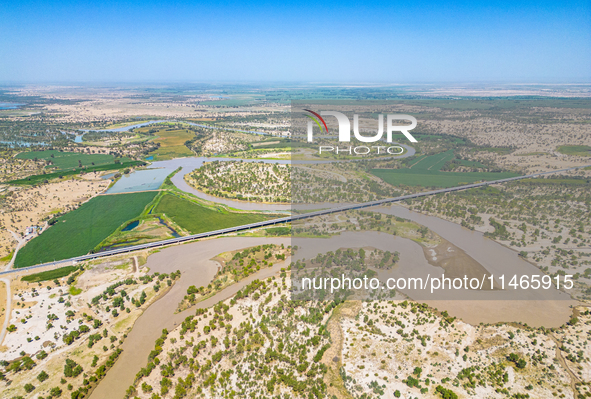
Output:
200 130 257 155
0 85 588 398
131 271 332 399
0 157 45 182
89 236 291 399
186 161 290 203
323 301 361 399
0 280 7 341
7 85 287 125
423 237 499 289
1 278 69 359
0 174 110 258
404 173 591 300
0 255 167 399
420 115 591 174
121 275 590 399
341 300 581 399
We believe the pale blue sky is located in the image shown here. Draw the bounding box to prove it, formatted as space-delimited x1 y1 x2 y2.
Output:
0 0 589 82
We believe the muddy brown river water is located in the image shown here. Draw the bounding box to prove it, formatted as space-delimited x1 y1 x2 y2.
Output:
90 206 576 399
89 237 291 399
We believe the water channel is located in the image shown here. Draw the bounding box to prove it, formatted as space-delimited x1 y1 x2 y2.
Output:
89 127 572 398
89 217 574 398
104 141 415 210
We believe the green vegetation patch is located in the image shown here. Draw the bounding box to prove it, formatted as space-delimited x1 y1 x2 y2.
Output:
179 244 289 310
265 226 291 236
248 138 313 150
456 159 488 168
371 150 519 188
15 192 158 268
393 97 591 110
154 193 274 234
69 286 83 295
21 266 78 282
146 128 195 160
518 177 591 186
198 95 262 107
472 147 514 155
0 251 14 262
16 150 129 171
557 145 591 157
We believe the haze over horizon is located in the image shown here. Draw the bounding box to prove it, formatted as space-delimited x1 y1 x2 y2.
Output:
1 0 590 83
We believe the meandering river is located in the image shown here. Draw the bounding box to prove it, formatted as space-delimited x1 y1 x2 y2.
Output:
105 140 415 210
89 237 292 399
89 132 575 398
89 204 575 399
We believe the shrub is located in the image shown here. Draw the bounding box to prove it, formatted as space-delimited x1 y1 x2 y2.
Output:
436 385 458 399
64 359 83 378
37 370 49 382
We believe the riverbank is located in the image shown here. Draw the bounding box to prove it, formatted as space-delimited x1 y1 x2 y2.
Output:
89 219 576 398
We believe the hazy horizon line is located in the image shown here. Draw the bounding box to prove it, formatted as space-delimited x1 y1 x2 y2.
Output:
1 80 590 87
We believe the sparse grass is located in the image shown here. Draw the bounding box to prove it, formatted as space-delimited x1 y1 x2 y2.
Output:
519 177 590 186
97 120 150 129
517 151 546 156
456 159 488 168
148 128 195 160
324 301 358 399
472 147 514 155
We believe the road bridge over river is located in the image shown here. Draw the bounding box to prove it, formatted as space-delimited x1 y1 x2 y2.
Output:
2 163 589 277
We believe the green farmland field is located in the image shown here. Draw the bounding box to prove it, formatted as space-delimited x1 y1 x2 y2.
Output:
16 150 130 171
557 145 591 157
14 192 157 268
21 266 78 282
154 194 274 234
371 150 519 188
133 127 195 161
6 160 143 186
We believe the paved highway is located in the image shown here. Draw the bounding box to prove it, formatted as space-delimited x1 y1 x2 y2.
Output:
2 164 589 277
